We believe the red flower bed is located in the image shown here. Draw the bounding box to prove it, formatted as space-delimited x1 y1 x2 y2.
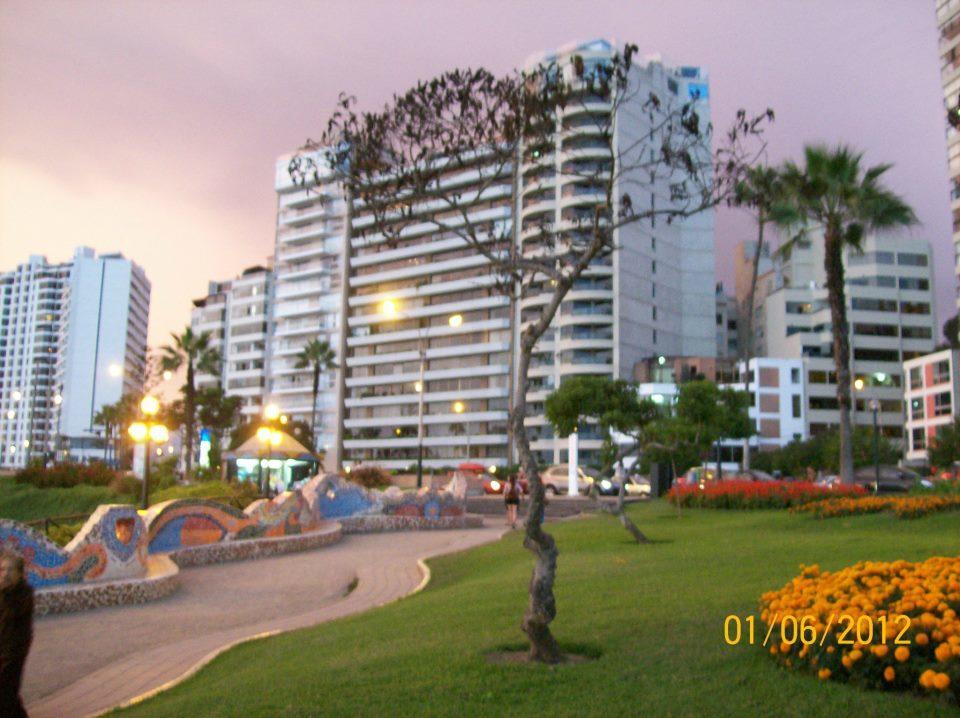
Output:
667 480 866 509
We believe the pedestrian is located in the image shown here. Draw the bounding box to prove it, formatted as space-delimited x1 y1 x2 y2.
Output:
504 474 521 529
0 550 33 718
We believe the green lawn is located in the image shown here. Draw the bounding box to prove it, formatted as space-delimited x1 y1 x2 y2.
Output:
0 476 119 523
110 503 959 716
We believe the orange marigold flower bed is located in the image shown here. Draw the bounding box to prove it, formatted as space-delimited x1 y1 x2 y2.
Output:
667 480 864 510
793 494 960 520
760 556 960 705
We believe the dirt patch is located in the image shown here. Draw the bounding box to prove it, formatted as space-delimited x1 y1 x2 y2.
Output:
485 650 596 665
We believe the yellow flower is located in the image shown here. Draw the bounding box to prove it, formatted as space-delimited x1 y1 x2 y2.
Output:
895 646 910 662
871 644 889 658
818 668 831 680
920 669 936 689
933 672 951 691
883 666 895 682
915 632 929 646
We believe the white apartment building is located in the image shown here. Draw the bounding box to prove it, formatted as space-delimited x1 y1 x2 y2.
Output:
0 248 151 468
340 155 514 471
191 265 271 421
520 40 717 467
754 234 936 440
938 0 960 318
267 153 345 461
903 348 960 464
637 357 805 461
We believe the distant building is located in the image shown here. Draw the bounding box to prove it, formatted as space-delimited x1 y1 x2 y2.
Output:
750 234 936 441
715 283 740 358
903 348 960 465
190 265 272 422
937 0 960 320
0 247 151 467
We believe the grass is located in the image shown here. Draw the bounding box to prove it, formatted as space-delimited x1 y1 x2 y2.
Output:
111 502 960 717
0 476 119 523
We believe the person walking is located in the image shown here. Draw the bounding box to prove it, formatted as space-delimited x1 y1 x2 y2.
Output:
504 474 521 529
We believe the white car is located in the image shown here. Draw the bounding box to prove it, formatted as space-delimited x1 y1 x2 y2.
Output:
540 464 596 494
622 476 652 496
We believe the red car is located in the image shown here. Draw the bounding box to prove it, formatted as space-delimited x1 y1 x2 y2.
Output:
482 475 529 495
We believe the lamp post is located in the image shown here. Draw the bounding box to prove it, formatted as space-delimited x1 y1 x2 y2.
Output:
869 397 881 493
128 395 168 509
381 298 463 488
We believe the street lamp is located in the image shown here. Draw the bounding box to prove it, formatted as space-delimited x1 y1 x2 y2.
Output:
127 395 168 509
379 299 465 488
263 403 281 422
869 398 881 493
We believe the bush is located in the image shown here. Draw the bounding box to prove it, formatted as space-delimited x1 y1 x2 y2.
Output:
15 461 118 489
349 465 391 489
793 494 960 519
667 480 865 509
46 521 84 547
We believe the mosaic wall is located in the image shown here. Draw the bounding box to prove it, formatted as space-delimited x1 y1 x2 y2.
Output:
5 472 471 591
145 491 313 555
0 505 147 588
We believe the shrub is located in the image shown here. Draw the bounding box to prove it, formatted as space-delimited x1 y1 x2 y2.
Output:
15 461 118 489
349 465 391 489
760 557 960 705
667 480 864 510
46 521 84 547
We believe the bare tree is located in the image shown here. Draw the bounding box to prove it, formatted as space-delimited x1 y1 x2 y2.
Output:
293 43 770 662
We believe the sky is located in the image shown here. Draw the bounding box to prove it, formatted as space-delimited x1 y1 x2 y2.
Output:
0 0 952 348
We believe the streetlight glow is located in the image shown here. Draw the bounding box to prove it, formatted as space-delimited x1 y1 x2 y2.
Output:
53 393 63 405
264 403 280 421
11 391 21 402
448 314 463 328
140 395 160 416
108 363 123 377
5 410 14 420
381 298 398 317
280 414 288 425
853 378 865 391
162 370 173 381
256 426 272 443
128 422 148 442
149 424 169 443
452 401 465 414
270 430 282 446
414 381 423 393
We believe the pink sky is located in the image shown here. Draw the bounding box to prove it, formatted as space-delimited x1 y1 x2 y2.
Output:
0 0 952 347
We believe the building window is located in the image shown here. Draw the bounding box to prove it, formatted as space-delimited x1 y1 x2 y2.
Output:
652 306 657 321
652 329 657 344
651 237 656 251
791 394 801 418
934 360 951 385
651 260 657 274
897 252 928 267
651 282 656 298
935 391 952 417
909 366 922 389
910 397 925 421
912 427 926 451
790 368 800 384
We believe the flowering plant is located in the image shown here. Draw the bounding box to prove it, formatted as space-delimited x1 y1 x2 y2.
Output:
760 557 960 704
794 495 960 520
667 480 864 510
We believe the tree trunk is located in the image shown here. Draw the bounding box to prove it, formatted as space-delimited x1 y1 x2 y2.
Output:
588 481 649 543
824 228 855 484
311 364 320 450
741 214 765 471
184 361 195 478
512 330 562 664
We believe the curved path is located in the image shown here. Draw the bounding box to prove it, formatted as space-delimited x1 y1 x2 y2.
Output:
24 523 506 718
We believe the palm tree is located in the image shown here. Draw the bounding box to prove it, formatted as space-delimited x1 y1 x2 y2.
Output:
734 164 783 469
294 339 337 450
93 402 119 465
160 327 221 477
772 145 917 485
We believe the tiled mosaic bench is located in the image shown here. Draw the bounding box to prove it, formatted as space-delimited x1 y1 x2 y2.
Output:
167 521 342 568
339 514 485 533
35 554 180 617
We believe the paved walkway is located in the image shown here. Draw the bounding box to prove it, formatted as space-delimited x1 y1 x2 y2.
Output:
24 523 506 718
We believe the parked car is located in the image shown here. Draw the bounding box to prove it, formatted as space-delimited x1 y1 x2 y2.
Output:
853 465 932 493
739 469 777 482
482 474 529 495
622 475 652 496
539 464 596 495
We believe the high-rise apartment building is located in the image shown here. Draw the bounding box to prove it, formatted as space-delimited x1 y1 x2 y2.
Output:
339 154 514 471
190 265 271 422
267 154 346 461
751 234 936 439
938 0 960 318
520 40 716 466
0 247 151 468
